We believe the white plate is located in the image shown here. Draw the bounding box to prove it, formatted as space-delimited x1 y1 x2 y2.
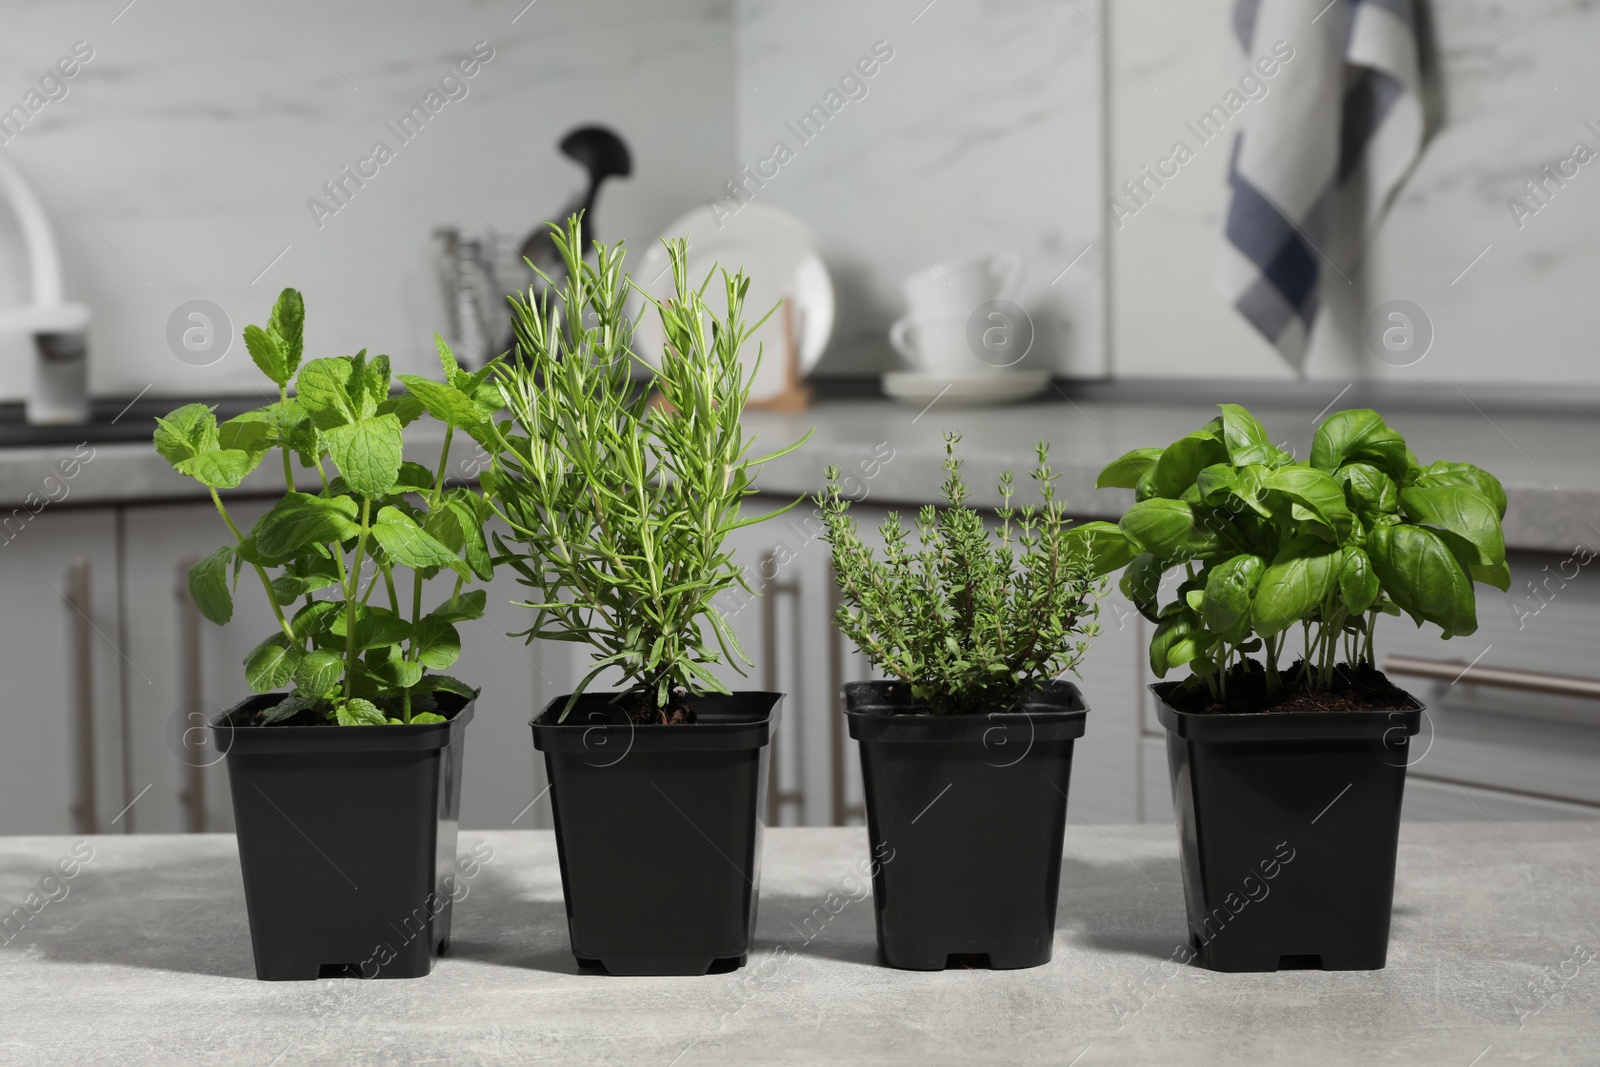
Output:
882 371 1052 408
628 204 834 399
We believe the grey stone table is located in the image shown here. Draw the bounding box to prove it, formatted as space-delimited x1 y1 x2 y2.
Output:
0 825 1596 1065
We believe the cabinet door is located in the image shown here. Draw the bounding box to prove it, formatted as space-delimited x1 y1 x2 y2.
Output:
0 507 123 835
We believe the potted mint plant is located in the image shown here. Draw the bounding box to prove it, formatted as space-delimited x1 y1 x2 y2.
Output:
153 289 498 980
485 218 808 976
819 434 1111 970
1093 404 1509 971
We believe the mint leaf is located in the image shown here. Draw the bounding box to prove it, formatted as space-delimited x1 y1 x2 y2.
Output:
371 504 467 576
188 546 234 625
414 674 479 699
324 414 403 498
251 493 361 557
330 606 412 650
175 449 258 489
294 649 343 698
296 357 360 430
431 589 486 622
259 690 319 726
244 633 303 693
398 375 483 430
411 615 461 670
268 288 305 380
378 393 426 427
336 698 387 726
365 645 424 689
409 711 448 725
290 599 342 642
153 404 219 465
243 324 288 386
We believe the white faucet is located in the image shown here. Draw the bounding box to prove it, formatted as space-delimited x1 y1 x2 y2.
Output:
0 153 90 425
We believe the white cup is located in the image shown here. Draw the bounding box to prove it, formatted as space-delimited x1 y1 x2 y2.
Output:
902 253 1026 321
890 316 1004 377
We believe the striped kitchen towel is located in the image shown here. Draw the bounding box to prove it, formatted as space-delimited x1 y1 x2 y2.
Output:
1217 0 1426 369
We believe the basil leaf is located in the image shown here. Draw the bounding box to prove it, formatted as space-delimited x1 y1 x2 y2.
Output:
1202 554 1265 639
187 546 234 625
1367 524 1478 637
1335 462 1398 524
1262 467 1352 537
1399 485 1505 566
1062 521 1137 578
1311 409 1409 481
244 633 303 693
1218 403 1277 466
1118 499 1216 560
1339 547 1380 614
1150 433 1229 499
1096 447 1164 490
1150 609 1212 678
1120 553 1167 622
1417 461 1507 519
1252 536 1340 638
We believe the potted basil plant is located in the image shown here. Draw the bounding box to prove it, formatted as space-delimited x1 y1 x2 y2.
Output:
153 288 499 980
485 217 809 976
1092 404 1509 971
820 434 1107 970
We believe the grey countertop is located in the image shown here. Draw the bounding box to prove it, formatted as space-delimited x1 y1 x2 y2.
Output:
1 824 1596 1065
4 397 1596 554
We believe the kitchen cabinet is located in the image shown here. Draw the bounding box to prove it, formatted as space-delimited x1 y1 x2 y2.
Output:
1 495 1596 836
0 507 123 835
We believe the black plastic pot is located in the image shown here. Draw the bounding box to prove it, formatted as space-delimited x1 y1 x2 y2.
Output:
532 690 779 976
844 680 1088 971
1155 683 1423 972
211 693 474 981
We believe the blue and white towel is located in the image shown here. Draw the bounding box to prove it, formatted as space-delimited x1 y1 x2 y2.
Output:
1218 0 1425 369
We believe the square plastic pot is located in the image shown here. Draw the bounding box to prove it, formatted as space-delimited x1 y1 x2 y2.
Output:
532 690 779 976
211 692 473 981
1155 682 1423 972
844 680 1088 970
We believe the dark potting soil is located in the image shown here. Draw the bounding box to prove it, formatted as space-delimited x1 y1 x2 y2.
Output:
1163 661 1419 716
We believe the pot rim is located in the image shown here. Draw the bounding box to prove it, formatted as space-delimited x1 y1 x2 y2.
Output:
1150 681 1423 741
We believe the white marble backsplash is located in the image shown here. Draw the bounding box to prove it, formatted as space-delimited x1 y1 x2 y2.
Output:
732 0 1106 379
1109 0 1600 384
0 0 737 401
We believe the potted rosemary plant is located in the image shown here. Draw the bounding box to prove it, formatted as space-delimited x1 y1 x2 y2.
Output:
485 218 808 976
820 434 1109 970
154 289 498 980
1094 404 1509 971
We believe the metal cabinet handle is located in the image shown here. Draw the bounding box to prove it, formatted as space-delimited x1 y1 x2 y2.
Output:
827 569 864 827
64 558 97 834
761 550 805 826
1385 656 1600 701
177 556 206 832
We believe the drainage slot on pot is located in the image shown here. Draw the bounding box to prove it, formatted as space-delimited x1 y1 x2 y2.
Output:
315 963 364 979
946 953 992 969
1277 954 1324 970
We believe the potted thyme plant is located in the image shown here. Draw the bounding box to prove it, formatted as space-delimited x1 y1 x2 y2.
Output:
485 217 808 976
819 434 1109 970
153 288 498 980
1093 404 1509 971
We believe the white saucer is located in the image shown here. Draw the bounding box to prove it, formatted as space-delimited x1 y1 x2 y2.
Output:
882 371 1051 408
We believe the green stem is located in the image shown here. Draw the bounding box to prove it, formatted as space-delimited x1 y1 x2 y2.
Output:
278 385 294 490
344 498 372 689
382 564 401 615
210 488 293 640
